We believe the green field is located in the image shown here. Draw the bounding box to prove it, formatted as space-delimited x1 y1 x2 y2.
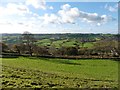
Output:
36 39 94 49
1 57 118 88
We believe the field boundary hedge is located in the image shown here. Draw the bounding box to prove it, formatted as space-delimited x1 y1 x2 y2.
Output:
1 52 120 60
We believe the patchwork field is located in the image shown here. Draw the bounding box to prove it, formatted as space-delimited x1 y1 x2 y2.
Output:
1 57 118 89
36 39 94 48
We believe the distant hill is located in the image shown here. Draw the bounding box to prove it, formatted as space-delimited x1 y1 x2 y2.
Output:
2 33 118 44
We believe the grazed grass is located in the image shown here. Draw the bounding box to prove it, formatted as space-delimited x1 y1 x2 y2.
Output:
1 57 118 88
83 42 94 48
36 39 94 48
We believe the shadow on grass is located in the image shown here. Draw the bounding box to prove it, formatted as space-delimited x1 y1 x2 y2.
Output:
25 56 81 65
29 57 82 66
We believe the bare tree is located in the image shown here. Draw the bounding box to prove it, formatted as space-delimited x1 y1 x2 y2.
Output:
21 31 36 56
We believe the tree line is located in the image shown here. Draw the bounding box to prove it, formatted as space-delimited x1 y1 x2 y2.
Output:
1 32 120 58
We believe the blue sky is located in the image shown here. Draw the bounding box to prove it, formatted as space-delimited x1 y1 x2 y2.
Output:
0 0 118 34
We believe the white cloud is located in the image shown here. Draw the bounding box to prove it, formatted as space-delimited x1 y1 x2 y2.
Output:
0 3 29 16
41 4 116 26
80 12 116 26
0 23 31 33
1 3 115 27
61 4 71 11
58 6 80 24
105 4 118 12
41 14 59 25
0 3 117 33
26 0 46 10
49 6 54 10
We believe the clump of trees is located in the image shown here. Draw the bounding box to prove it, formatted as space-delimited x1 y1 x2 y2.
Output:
0 42 9 53
33 46 50 56
57 47 78 56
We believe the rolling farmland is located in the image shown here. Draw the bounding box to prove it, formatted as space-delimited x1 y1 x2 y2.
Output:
1 57 118 88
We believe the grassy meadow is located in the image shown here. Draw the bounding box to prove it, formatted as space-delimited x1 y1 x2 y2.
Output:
1 57 118 88
36 39 94 48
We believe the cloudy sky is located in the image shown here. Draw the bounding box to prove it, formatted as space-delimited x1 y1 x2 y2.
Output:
0 0 119 34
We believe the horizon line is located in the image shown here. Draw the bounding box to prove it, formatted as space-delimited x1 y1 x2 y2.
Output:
0 33 119 34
